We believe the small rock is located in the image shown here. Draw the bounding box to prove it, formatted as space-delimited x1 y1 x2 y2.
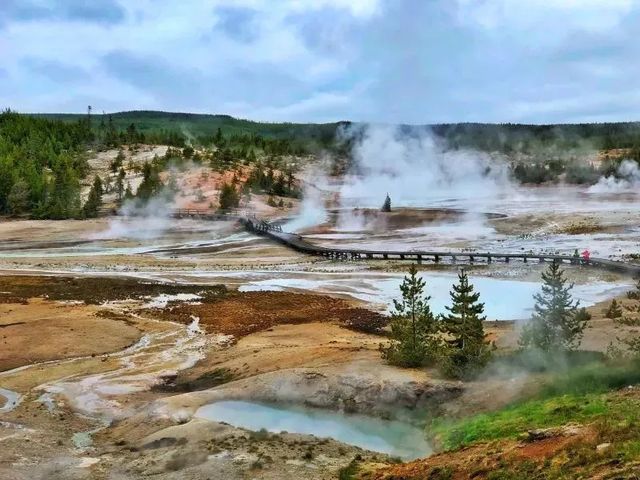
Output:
596 442 612 453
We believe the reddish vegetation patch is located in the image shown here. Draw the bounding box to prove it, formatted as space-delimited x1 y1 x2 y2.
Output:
515 435 584 460
365 428 594 480
152 291 386 337
0 275 223 305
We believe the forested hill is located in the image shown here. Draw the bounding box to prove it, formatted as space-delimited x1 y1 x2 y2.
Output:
0 110 92 219
34 110 640 153
3 109 640 219
35 111 340 152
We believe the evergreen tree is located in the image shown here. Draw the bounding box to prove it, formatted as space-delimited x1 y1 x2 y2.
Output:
123 183 134 201
382 264 439 367
115 168 126 202
628 279 640 300
7 178 30 215
45 159 82 219
440 269 491 378
126 123 140 144
213 127 224 146
381 193 391 212
110 149 125 173
218 182 240 211
605 299 623 319
608 282 640 358
183 146 194 159
136 162 163 201
104 115 119 147
519 262 588 352
0 111 91 218
83 175 103 218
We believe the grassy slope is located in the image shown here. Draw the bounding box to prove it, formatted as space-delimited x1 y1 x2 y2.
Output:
362 361 640 479
432 361 640 450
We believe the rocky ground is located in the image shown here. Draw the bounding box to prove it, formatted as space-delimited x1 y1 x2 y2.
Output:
0 274 448 479
1 175 639 479
0 269 637 479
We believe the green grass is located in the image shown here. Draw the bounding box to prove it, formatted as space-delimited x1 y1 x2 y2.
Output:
431 360 640 451
432 393 608 450
538 360 640 397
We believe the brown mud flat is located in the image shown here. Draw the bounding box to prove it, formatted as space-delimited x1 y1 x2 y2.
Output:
0 238 95 251
307 207 507 234
0 274 226 304
151 290 387 337
0 298 141 371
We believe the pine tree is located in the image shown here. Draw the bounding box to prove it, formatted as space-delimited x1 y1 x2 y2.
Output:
7 178 30 215
218 182 240 211
605 299 623 319
105 115 119 147
83 175 103 218
214 127 224 146
381 193 391 212
115 168 126 202
628 279 640 300
123 183 134 201
110 149 125 173
381 264 439 367
45 160 81 219
440 269 490 378
136 162 163 201
610 282 640 357
519 262 588 352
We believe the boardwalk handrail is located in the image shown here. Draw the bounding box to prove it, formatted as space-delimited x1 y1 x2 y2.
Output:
160 209 640 277
253 227 640 277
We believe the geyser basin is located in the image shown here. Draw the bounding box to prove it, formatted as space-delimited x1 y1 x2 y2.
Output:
195 400 431 459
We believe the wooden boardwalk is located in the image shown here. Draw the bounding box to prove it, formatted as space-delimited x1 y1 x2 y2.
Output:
243 219 640 277
171 210 640 277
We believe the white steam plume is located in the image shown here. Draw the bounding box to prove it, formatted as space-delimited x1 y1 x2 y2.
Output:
282 162 333 232
339 124 513 207
588 159 640 193
95 195 174 240
282 124 516 233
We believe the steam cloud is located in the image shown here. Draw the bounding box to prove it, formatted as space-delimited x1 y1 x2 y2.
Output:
282 163 331 231
285 123 514 233
589 159 640 193
339 124 513 207
96 196 174 240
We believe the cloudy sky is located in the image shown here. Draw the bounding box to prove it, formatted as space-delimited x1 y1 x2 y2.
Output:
1 0 639 124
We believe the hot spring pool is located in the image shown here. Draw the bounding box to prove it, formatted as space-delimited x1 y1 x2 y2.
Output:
195 400 431 459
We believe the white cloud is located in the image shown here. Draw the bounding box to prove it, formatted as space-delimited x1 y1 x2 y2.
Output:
455 0 633 32
2 0 640 123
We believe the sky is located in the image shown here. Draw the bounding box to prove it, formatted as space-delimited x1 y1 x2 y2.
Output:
1 0 639 124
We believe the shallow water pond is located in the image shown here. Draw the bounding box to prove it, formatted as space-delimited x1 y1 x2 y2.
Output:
196 400 431 459
0 387 21 413
238 271 630 320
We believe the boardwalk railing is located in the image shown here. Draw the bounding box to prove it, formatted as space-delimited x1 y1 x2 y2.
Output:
254 228 640 276
161 209 640 277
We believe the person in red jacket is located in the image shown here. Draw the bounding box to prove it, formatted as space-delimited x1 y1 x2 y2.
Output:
581 249 590 262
